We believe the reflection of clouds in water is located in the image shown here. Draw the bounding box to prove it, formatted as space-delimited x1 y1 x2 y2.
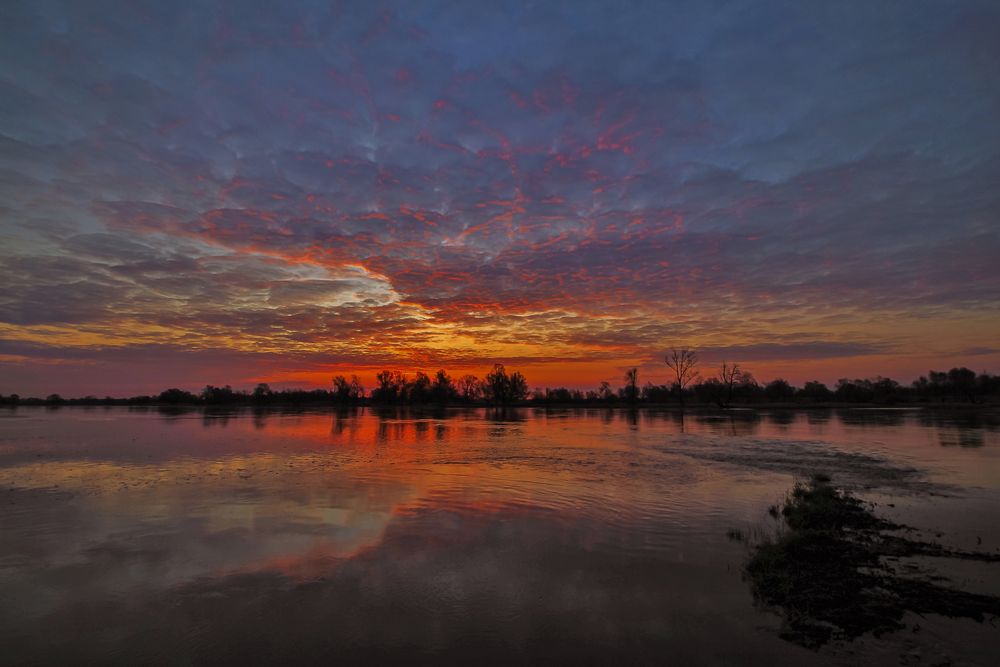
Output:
0 457 421 625
1 407 999 662
3 495 807 665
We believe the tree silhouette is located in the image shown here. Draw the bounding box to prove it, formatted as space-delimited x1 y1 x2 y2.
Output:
598 381 614 401
408 371 432 402
665 348 699 409
349 375 364 400
252 383 272 402
158 388 197 404
484 363 528 404
764 378 795 402
458 374 482 402
431 369 457 403
15 364 999 408
834 378 873 403
373 370 405 402
201 385 238 404
948 367 977 402
623 367 639 403
332 375 364 402
800 380 832 402
718 361 746 408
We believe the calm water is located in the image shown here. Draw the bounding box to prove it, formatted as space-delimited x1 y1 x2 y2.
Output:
1 406 999 665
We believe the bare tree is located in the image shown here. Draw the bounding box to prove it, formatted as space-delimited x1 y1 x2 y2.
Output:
332 375 364 402
665 348 700 409
623 367 639 403
718 361 743 408
598 381 614 401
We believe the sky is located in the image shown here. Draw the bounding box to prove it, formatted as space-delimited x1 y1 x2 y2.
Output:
1 0 999 397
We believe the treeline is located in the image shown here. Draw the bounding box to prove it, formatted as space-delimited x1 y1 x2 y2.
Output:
0 364 530 407
366 365 528 404
2 356 998 408
533 357 1000 407
533 371 1000 406
0 386 338 407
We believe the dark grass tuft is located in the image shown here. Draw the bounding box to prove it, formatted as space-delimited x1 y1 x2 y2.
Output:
726 527 747 542
742 475 1000 649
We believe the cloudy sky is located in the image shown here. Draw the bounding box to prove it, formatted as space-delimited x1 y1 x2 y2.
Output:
2 0 999 396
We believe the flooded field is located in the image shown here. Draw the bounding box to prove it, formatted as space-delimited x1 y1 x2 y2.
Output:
1 407 998 665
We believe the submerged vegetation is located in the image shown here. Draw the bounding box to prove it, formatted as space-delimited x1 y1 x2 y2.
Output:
736 475 1000 649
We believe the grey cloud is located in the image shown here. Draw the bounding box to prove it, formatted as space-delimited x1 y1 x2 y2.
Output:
1 0 998 390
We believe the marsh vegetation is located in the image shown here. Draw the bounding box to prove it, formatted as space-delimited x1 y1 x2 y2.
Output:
737 475 1000 649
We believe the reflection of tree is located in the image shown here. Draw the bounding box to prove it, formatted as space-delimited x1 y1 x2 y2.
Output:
805 409 832 426
836 409 906 427
484 406 527 425
937 429 985 448
330 406 361 437
156 405 195 420
695 412 760 437
251 406 268 430
768 410 795 427
201 410 233 428
919 410 1000 432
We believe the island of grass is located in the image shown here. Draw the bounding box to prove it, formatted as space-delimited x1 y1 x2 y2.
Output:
736 474 1000 649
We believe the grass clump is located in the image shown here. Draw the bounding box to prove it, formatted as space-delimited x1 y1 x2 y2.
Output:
742 474 1000 649
726 528 747 542
780 474 889 533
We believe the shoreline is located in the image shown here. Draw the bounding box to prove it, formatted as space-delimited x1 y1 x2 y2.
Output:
3 401 998 412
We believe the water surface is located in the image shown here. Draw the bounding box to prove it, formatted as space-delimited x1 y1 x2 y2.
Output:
1 407 998 665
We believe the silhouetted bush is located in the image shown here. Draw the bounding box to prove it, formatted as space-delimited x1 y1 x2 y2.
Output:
159 388 198 404
764 379 796 402
483 364 529 404
332 375 364 403
799 381 833 402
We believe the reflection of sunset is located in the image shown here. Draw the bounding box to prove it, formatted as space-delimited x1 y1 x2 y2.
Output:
3 408 999 663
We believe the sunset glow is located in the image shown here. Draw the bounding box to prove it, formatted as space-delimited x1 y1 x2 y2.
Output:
2 1 999 396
